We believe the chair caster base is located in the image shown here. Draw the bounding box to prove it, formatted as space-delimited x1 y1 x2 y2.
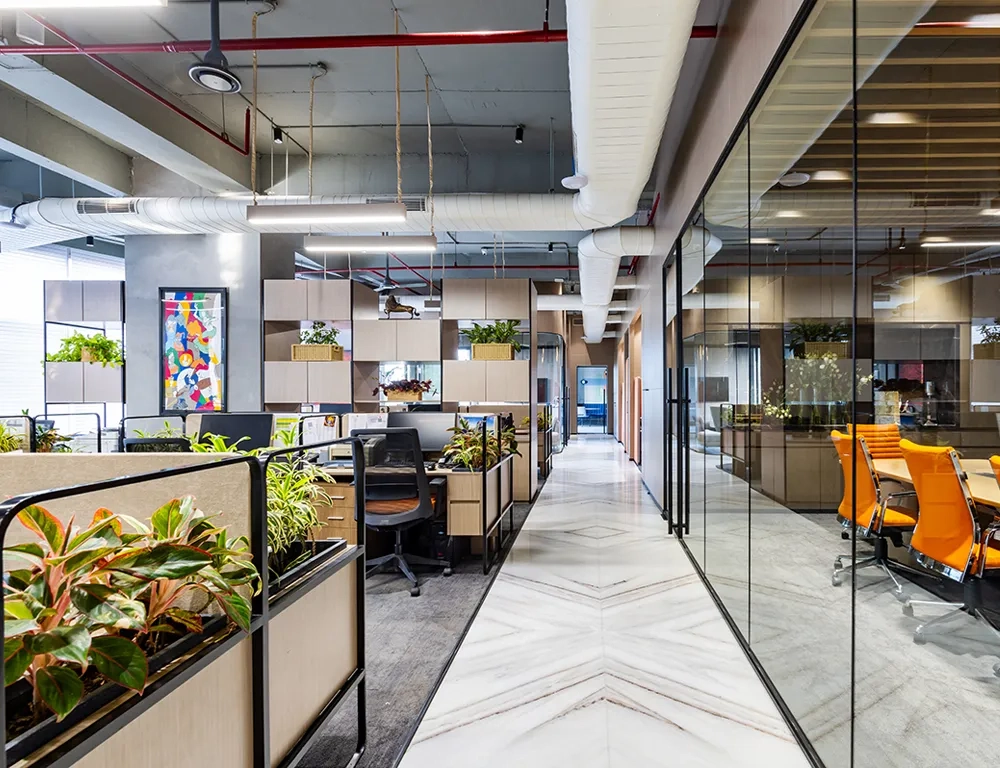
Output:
841 531 850 541
913 633 927 645
993 662 1000 678
443 567 452 577
902 603 914 617
410 586 421 597
832 573 843 587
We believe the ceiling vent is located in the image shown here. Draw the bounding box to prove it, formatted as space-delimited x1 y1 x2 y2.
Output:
76 200 139 216
365 196 427 213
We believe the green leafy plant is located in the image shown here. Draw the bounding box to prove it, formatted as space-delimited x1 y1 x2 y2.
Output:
373 379 434 397
189 433 251 454
443 418 520 471
133 421 182 439
0 422 24 453
981 319 1000 344
3 499 258 724
789 321 849 346
299 321 340 346
45 332 124 368
460 320 523 352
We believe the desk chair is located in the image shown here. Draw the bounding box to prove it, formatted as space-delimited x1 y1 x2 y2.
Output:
351 427 449 597
844 423 903 459
900 439 1000 675
830 430 921 594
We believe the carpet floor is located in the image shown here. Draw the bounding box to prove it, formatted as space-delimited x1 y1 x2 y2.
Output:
300 502 532 768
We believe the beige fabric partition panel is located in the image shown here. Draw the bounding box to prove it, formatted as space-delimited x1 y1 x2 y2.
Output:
0 453 252 548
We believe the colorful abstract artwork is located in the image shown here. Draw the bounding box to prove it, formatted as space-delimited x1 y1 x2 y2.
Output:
161 289 226 412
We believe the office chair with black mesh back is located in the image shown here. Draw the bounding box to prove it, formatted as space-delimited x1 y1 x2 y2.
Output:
351 427 449 596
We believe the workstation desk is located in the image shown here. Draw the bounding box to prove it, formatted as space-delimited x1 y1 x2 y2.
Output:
874 458 1000 508
318 455 516 574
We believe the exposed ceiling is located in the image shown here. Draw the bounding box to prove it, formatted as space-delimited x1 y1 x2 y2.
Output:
2 0 571 157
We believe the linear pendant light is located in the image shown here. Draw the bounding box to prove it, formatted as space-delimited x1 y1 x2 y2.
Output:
245 202 407 227
0 0 166 6
304 235 437 254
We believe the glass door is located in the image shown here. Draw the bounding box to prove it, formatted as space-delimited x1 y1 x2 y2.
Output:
576 366 608 434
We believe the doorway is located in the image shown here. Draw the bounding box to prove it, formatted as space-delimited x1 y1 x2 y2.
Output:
576 366 608 434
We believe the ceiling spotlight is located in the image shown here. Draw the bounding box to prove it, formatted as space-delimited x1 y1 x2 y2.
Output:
85 236 95 247
866 111 919 125
898 228 907 251
548 242 554 253
778 172 811 187
481 247 488 256
188 0 241 94
514 125 525 145
272 126 283 145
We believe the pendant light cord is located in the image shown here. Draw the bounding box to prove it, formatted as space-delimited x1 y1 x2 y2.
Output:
395 10 403 204
308 64 328 201
250 2 275 204
426 74 435 294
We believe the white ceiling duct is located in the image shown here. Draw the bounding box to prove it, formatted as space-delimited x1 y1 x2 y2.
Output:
567 0 701 223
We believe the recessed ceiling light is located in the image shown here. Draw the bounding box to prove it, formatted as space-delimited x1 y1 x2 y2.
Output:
750 237 775 245
811 170 850 182
304 235 438 254
775 210 803 219
967 14 1000 28
778 172 811 187
866 111 919 125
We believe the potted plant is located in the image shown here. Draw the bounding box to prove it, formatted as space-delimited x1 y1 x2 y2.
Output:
3 499 258 760
461 320 523 361
373 379 434 402
975 320 1000 359
293 321 344 362
789 320 850 359
443 418 520 471
46 332 124 368
0 422 23 453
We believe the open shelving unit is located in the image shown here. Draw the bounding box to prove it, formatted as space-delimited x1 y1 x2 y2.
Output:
42 280 125 445
262 279 354 409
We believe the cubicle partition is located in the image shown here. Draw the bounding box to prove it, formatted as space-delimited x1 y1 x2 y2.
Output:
0 442 366 768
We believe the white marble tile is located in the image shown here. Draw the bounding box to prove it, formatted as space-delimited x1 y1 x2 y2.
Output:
397 437 810 768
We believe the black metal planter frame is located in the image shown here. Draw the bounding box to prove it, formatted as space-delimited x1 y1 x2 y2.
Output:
0 437 368 768
479 420 516 575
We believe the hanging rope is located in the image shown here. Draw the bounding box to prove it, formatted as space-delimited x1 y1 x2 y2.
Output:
501 233 506 277
395 10 403 204
426 74 435 295
493 232 498 279
306 62 329 200
249 3 275 203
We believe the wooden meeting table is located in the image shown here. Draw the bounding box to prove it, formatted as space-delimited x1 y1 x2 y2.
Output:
873 458 1000 509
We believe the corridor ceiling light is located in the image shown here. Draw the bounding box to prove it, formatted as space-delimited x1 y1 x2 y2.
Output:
272 126 283 145
0 0 166 5
921 240 1000 249
778 172 810 187
750 237 775 245
811 169 850 182
866 111 919 125
514 124 525 144
967 14 1000 27
304 235 438 254
246 202 407 226
775 210 803 219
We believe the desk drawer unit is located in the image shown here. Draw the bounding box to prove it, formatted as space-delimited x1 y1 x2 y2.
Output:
314 482 357 544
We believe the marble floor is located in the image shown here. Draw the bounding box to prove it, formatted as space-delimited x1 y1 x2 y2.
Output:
397 436 810 768
685 448 1000 768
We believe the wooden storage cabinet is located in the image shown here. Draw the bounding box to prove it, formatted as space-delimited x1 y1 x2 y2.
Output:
306 280 352 321
485 360 530 402
45 362 123 403
352 320 397 361
265 361 308 403
264 280 308 321
313 482 357 544
486 279 530 319
443 360 487 402
265 361 350 403
443 278 529 320
352 319 441 362
442 278 487 320
45 280 122 322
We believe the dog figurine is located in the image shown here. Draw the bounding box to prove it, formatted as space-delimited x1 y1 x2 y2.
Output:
384 294 419 318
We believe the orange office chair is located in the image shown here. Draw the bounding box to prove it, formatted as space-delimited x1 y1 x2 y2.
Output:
830 430 920 594
900 439 1000 675
844 423 904 459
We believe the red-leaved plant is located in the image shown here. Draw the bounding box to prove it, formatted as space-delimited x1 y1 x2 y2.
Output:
372 379 433 396
4 497 258 723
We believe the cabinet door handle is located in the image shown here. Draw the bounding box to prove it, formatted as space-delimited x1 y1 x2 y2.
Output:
330 495 346 501
327 516 345 521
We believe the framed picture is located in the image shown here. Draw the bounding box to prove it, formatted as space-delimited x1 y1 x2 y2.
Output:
160 288 227 413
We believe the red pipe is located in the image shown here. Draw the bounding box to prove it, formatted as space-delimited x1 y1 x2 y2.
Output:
389 252 434 290
627 192 661 276
296 265 590 274
0 25 716 57
23 15 250 156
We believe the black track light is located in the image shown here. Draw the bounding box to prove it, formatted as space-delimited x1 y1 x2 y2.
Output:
514 124 524 145
548 242 554 253
85 236 94 247
898 227 907 251
273 126 283 145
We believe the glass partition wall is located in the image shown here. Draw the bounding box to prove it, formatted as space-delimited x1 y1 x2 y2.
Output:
668 2 1000 766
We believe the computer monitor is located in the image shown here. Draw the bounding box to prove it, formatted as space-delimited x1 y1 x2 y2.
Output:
386 412 456 452
123 437 191 453
462 414 497 433
198 413 275 452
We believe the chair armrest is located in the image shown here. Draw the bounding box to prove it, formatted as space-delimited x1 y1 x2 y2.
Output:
429 477 447 516
885 490 917 503
979 522 1000 576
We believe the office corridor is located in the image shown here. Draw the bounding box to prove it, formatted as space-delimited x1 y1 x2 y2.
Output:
398 436 809 767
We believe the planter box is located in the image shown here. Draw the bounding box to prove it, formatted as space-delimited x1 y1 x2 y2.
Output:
801 341 850 358
387 390 422 401
472 343 514 361
292 344 344 362
974 342 1000 360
